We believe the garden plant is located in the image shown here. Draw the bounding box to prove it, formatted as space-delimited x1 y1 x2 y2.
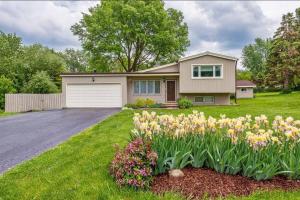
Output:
130 111 300 182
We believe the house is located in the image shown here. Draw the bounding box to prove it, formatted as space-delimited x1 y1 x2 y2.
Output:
236 80 256 99
60 51 238 108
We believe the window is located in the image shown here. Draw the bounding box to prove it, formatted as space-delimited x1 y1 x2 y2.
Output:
194 96 215 103
133 80 160 95
241 88 247 92
192 65 222 78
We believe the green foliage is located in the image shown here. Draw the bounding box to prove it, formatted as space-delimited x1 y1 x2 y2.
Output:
237 69 252 81
152 126 300 181
60 49 88 72
72 0 189 72
242 38 272 87
0 76 16 109
110 138 157 189
177 97 193 109
22 44 66 88
266 10 300 90
134 98 157 108
23 71 59 94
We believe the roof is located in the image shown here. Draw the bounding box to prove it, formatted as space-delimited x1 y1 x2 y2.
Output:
236 80 256 88
138 51 238 73
179 51 238 62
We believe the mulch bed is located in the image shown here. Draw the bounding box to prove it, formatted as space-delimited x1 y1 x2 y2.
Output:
151 168 300 199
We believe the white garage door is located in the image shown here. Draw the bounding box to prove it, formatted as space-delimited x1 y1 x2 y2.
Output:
66 84 122 108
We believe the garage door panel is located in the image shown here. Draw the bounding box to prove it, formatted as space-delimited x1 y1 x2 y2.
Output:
66 84 122 108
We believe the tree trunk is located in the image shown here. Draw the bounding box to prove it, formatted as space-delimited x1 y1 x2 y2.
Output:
283 76 289 90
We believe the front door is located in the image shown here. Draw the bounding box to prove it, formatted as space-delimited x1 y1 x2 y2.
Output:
166 80 176 102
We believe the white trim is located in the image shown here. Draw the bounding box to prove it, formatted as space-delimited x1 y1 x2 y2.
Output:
236 86 256 88
180 51 238 62
191 64 223 79
138 63 177 72
166 80 177 102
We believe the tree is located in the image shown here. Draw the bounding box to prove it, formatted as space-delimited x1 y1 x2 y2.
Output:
22 44 66 87
23 71 59 94
266 10 300 90
60 49 88 72
72 0 189 72
237 69 252 81
0 76 16 110
242 38 271 86
0 31 24 91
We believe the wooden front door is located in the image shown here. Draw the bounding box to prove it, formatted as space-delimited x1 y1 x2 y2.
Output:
166 80 176 102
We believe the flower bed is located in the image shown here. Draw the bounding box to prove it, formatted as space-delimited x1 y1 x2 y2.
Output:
132 111 300 180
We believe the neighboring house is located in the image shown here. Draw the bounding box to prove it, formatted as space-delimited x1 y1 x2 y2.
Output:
236 80 256 99
61 51 238 108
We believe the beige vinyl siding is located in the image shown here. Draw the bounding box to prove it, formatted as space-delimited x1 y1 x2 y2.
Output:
236 87 254 98
145 64 179 73
127 76 179 104
62 76 127 106
179 55 236 93
5 93 63 112
181 93 231 105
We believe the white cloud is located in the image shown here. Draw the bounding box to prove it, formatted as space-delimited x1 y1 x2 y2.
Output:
0 1 97 50
0 0 298 64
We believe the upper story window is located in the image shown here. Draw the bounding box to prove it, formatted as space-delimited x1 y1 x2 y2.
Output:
192 64 223 79
134 80 160 95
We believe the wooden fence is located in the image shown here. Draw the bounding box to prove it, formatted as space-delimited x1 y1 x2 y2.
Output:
5 93 63 113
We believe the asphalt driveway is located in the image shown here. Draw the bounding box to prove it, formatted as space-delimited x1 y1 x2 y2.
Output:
0 108 120 173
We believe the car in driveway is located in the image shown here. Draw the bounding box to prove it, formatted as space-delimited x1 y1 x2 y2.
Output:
0 108 120 173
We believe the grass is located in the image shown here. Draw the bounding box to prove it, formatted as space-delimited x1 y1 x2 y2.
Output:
0 110 15 118
1 92 300 200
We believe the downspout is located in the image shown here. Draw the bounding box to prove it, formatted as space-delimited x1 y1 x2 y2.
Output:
234 59 238 104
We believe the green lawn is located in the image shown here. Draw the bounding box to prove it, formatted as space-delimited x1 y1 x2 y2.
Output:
0 110 15 118
1 92 300 200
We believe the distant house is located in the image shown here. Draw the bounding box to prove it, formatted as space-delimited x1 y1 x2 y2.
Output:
236 80 256 99
60 51 238 108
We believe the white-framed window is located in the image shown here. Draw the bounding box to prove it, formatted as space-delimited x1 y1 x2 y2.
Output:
133 80 160 95
194 96 215 103
241 88 247 92
192 64 223 78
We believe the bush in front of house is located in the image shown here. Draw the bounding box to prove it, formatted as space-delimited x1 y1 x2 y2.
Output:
23 71 59 94
0 75 16 110
110 138 158 189
177 97 193 109
124 98 163 109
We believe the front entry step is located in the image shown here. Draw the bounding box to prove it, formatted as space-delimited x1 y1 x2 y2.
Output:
162 102 178 108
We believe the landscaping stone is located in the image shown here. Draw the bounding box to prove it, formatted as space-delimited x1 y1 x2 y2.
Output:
168 169 184 178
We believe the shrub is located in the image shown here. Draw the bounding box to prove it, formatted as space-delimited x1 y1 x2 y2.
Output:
132 111 300 180
177 97 193 109
110 138 158 189
135 98 146 108
23 71 59 94
124 103 139 109
144 98 155 107
281 88 292 94
148 103 163 108
0 76 16 110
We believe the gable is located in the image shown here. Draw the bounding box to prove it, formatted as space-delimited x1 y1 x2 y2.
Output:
139 63 179 73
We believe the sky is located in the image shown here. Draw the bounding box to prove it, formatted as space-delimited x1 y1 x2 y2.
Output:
0 1 299 67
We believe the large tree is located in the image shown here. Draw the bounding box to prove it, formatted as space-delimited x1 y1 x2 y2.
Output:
266 10 300 90
0 31 24 91
242 38 271 86
22 44 66 87
71 0 189 72
60 49 88 72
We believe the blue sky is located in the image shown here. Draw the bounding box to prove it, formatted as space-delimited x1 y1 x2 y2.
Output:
0 1 299 65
